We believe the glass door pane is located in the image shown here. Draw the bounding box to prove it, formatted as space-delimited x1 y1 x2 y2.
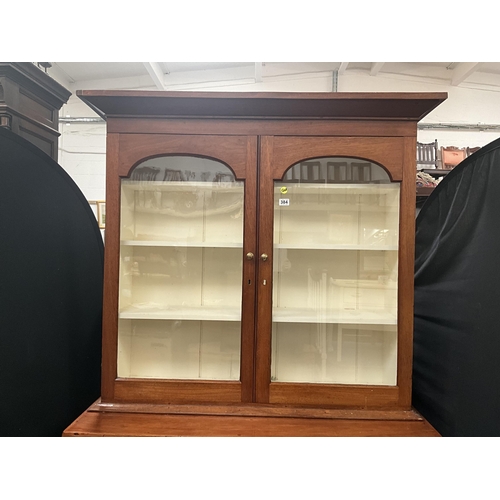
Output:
118 156 244 380
271 158 399 385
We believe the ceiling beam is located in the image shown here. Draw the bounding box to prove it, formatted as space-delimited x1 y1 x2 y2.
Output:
143 62 166 90
370 62 385 76
451 62 481 86
338 62 349 75
159 63 170 75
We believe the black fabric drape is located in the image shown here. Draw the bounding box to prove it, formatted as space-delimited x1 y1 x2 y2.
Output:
413 137 500 436
0 127 103 436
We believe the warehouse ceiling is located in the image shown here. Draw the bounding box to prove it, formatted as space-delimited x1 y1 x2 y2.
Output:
42 62 500 93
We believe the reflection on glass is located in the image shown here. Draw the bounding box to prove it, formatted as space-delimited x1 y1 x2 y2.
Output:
272 157 399 386
118 156 243 380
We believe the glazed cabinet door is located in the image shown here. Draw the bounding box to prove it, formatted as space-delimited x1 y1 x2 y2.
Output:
256 136 414 408
102 134 258 404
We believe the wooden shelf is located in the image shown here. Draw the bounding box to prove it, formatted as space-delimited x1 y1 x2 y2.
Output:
121 240 242 248
273 307 397 325
332 279 397 289
274 203 398 213
416 186 435 197
421 168 451 177
119 305 241 321
275 243 398 250
131 203 243 218
119 305 397 325
122 241 396 250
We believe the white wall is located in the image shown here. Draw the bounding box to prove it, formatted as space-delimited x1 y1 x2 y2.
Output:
339 70 500 149
57 67 500 202
58 98 107 202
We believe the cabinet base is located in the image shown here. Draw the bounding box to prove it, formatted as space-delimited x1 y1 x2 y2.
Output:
63 400 440 437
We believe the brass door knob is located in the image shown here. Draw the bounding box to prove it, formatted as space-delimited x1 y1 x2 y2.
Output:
246 252 254 260
260 253 268 261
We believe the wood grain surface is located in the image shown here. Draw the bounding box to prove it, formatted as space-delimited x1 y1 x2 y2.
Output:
63 401 440 437
66 91 447 436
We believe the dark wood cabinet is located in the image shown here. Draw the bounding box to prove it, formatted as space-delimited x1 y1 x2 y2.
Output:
64 90 447 436
0 63 71 161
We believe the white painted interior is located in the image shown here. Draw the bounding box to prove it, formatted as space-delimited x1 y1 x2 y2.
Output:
272 168 399 385
115 151 400 383
117 155 244 380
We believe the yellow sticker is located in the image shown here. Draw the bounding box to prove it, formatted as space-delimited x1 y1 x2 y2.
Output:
280 186 288 194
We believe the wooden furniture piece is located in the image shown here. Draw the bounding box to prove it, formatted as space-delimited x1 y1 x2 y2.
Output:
416 145 479 204
422 169 450 178
416 140 439 201
416 170 445 199
63 91 447 437
441 145 467 170
416 140 438 170
466 146 481 157
0 62 71 161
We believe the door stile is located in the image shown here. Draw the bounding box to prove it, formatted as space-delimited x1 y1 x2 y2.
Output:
101 132 120 402
240 136 258 403
255 136 275 403
396 135 418 408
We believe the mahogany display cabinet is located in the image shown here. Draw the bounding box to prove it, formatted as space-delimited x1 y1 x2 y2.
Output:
63 90 447 436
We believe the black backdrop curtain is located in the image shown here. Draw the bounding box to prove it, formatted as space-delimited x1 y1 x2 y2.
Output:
413 137 500 437
0 127 103 436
